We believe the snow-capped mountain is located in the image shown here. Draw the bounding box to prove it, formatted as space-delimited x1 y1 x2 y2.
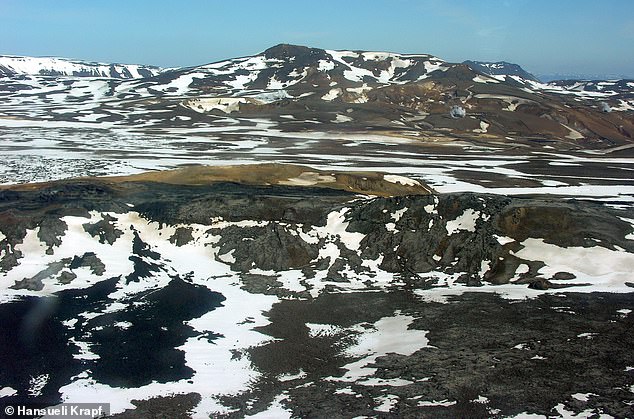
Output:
463 60 540 82
0 55 163 78
0 44 632 149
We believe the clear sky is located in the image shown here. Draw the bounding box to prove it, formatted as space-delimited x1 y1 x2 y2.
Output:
1 0 633 78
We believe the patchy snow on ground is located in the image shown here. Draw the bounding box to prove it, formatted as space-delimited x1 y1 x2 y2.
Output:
374 394 399 412
280 171 336 187
328 313 430 384
245 394 292 418
314 208 365 252
391 207 408 223
1 210 281 416
277 370 307 382
494 235 515 245
571 393 597 402
28 374 50 397
473 120 490 133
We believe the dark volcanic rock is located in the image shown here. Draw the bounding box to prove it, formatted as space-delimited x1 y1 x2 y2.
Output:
347 194 506 281
552 271 577 280
131 182 354 226
110 393 202 419
69 252 106 276
496 198 633 249
215 223 319 272
12 261 68 291
38 216 68 253
528 277 552 290
57 270 77 284
83 213 123 245
168 226 194 247
263 44 329 64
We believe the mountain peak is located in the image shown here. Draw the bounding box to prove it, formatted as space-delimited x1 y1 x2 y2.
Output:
262 44 329 61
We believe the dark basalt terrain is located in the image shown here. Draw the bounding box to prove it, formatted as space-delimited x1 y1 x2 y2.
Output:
0 172 632 417
225 291 634 419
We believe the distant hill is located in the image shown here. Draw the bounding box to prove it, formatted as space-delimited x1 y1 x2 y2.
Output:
0 55 163 78
463 60 540 82
539 73 634 82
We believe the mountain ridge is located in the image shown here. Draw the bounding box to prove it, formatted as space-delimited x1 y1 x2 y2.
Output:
0 44 557 83
0 54 163 78
0 43 633 150
2 44 631 86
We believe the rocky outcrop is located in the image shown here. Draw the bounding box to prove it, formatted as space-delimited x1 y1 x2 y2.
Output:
1 177 632 292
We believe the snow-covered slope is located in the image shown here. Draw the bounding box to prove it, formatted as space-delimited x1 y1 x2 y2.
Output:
548 79 634 111
0 55 163 78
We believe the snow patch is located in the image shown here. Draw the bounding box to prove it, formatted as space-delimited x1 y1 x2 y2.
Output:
446 209 480 235
417 399 457 407
276 270 307 293
473 121 489 133
314 208 365 252
374 394 399 412
278 370 307 382
473 75 500 84
334 114 353 123
383 174 420 187
322 88 341 101
494 235 515 245
28 374 49 397
317 60 335 72
328 313 430 383
571 393 596 402
391 207 408 223
513 238 634 292
0 387 17 397
69 337 100 360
